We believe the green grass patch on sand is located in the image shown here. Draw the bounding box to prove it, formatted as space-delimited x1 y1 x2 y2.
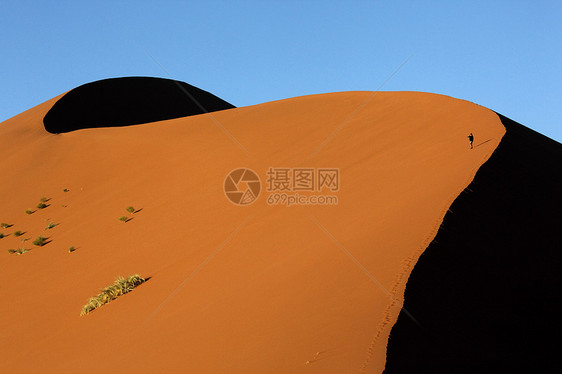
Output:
80 274 146 316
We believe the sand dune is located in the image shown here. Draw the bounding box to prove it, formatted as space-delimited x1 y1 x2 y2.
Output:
0 85 504 373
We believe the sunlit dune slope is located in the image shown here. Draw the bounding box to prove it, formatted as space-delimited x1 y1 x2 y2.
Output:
0 89 504 373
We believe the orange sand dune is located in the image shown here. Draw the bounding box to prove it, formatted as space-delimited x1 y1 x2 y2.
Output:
0 90 504 373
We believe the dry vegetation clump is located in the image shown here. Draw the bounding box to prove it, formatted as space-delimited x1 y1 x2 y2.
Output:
32 236 47 246
8 248 30 255
80 274 146 316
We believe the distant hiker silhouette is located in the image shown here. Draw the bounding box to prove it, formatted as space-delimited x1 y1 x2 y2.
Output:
468 133 474 149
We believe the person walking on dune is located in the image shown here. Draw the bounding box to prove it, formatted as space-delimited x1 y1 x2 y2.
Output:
468 133 474 149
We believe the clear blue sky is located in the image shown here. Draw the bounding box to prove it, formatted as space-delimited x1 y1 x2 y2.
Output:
1 1 560 142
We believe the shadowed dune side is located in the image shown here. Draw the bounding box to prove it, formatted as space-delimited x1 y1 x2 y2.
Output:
43 77 235 133
384 115 562 373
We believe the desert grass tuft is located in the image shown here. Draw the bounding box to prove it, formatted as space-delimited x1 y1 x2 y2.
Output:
68 246 76 253
8 249 17 254
40 197 49 203
126 206 135 213
32 236 47 246
118 216 128 222
63 188 70 192
45 222 57 230
37 202 48 209
14 230 23 237
80 274 146 316
0 233 5 239
15 248 30 255
0 222 12 228
25 209 34 215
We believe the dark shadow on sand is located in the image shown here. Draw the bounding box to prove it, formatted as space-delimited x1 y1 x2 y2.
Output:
43 77 236 133
475 138 494 148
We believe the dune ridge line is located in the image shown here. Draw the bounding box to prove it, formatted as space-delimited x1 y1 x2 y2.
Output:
358 121 505 373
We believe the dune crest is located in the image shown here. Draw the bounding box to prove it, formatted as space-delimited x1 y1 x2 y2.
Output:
385 114 562 373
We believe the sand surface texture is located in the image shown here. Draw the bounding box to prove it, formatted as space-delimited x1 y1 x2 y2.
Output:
0 90 504 373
